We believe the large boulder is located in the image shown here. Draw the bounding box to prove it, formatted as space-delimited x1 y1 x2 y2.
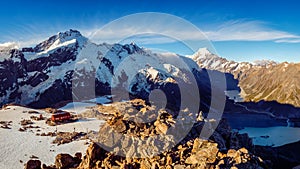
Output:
55 154 78 169
24 160 41 169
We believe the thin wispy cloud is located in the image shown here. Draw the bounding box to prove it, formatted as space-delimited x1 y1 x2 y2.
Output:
81 18 300 45
3 17 300 49
275 39 300 43
206 20 300 42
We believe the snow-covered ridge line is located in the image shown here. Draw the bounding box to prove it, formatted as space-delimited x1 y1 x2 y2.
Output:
190 48 278 68
189 47 280 78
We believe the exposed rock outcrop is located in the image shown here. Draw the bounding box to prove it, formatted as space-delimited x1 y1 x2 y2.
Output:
36 99 266 169
55 153 80 169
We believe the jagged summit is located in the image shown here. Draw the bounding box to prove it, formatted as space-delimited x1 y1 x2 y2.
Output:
252 59 277 66
191 47 232 71
33 29 88 53
196 47 213 55
191 48 217 59
190 47 229 67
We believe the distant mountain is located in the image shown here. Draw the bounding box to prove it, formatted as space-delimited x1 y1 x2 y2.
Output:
190 48 277 79
0 30 234 110
190 48 300 107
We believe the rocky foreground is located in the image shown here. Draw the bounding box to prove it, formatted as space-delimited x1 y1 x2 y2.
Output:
25 99 267 169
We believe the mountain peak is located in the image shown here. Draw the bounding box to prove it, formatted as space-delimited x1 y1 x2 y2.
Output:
191 47 219 61
57 29 83 41
252 59 278 66
196 47 212 55
33 29 87 53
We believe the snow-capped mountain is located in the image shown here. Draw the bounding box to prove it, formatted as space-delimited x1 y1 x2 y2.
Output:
191 48 300 107
0 30 234 109
190 48 277 80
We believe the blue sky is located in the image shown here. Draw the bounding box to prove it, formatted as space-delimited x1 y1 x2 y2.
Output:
1 0 300 62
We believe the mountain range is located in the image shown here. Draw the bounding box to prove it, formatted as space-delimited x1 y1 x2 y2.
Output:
0 29 232 112
191 48 300 107
1 29 300 110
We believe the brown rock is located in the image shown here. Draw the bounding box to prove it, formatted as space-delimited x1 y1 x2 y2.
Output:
174 164 185 169
41 164 56 169
238 147 248 154
74 152 82 160
31 99 266 169
55 154 77 169
140 107 147 113
78 142 107 169
166 154 172 165
155 121 168 134
185 154 206 165
217 152 227 159
44 108 57 114
227 149 238 158
140 159 151 169
192 138 203 153
113 119 126 133
25 160 41 169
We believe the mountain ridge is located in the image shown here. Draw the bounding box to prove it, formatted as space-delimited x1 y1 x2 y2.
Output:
191 48 300 107
0 29 230 111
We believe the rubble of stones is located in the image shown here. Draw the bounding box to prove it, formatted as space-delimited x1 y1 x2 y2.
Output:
52 132 87 145
0 120 12 129
26 99 267 169
19 119 40 132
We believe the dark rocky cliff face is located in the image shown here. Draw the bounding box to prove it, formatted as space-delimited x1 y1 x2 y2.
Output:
0 49 27 103
0 39 80 107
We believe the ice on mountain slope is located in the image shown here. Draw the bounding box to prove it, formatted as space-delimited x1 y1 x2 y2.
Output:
20 40 125 104
24 30 88 61
37 39 77 55
34 29 87 52
23 41 78 63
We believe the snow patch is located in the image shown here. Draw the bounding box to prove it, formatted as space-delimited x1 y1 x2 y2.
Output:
38 39 77 55
0 105 104 168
